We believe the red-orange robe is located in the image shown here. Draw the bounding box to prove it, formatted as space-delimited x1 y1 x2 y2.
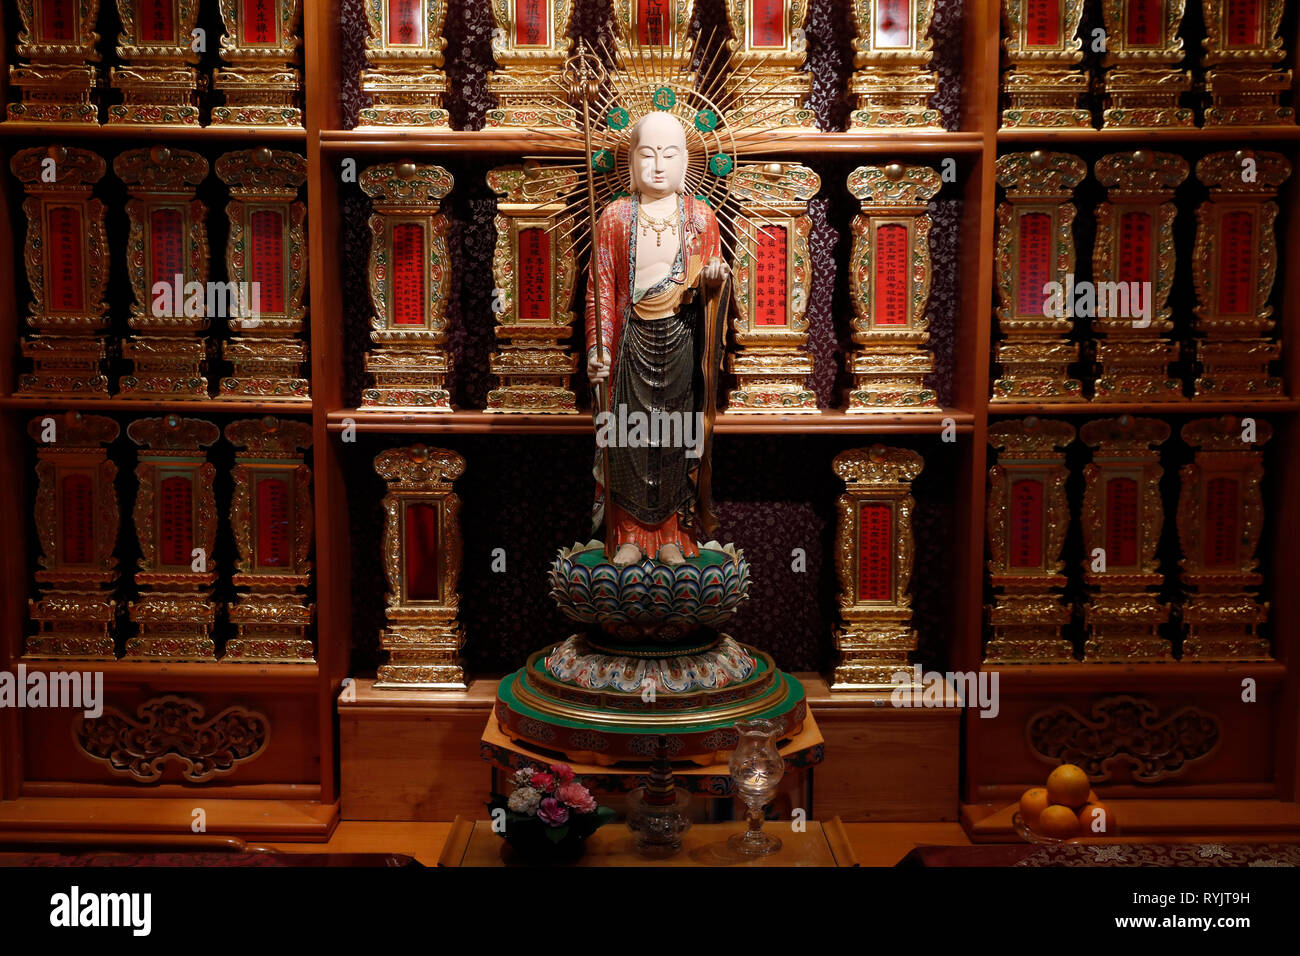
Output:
585 193 722 559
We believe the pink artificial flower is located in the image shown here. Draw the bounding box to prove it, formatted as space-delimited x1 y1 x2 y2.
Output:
530 772 555 792
556 781 596 813
537 797 569 826
549 763 576 784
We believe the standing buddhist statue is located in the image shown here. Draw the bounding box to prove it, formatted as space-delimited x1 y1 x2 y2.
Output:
585 112 730 567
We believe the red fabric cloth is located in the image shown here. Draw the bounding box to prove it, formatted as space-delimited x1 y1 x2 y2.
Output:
608 501 699 558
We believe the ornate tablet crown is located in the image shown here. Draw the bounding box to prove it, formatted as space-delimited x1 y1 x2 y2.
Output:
215 148 308 196
989 418 1076 454
731 163 820 206
1094 150 1188 197
848 164 941 205
11 145 106 189
1181 415 1274 451
833 445 925 485
128 415 221 451
27 411 119 447
374 445 466 486
1079 415 1170 451
114 146 209 193
1196 150 1292 194
487 163 579 204
224 416 313 456
360 162 454 206
996 151 1087 197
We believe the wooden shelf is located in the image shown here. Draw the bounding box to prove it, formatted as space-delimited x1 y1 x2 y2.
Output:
14 659 320 688
0 395 314 414
325 407 976 434
0 121 307 144
988 398 1300 416
319 127 986 156
984 660 1287 691
997 126 1300 146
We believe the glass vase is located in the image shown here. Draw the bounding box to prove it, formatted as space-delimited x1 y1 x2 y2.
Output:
726 718 785 857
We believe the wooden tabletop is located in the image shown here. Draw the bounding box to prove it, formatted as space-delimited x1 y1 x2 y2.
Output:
438 815 857 867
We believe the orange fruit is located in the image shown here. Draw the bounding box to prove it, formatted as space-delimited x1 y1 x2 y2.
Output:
1078 801 1116 835
1087 789 1099 804
1037 804 1082 840
1046 764 1092 809
1019 787 1051 824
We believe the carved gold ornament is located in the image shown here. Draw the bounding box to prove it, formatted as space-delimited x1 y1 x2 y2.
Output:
26 412 121 661
830 445 924 690
1098 0 1193 128
1201 0 1294 126
985 418 1076 663
723 0 815 129
374 445 467 689
486 0 576 128
77 695 270 782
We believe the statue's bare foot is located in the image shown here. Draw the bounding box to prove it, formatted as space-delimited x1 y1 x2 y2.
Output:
612 543 643 566
657 544 686 566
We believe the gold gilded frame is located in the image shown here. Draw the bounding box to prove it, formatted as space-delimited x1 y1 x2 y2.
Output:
27 412 120 660
124 415 220 661
1079 416 1172 661
1091 150 1188 400
1201 0 1294 126
1098 0 1193 128
849 0 939 128
985 417 1076 663
212 0 304 127
727 162 819 412
7 0 102 123
613 0 696 71
225 416 315 663
830 445 924 690
360 161 456 408
1191 150 1291 398
12 146 111 396
1176 415 1272 660
992 150 1087 402
109 0 203 125
215 147 310 400
1000 0 1090 128
374 445 467 689
723 0 815 129
845 163 940 411
114 146 211 398
486 0 576 127
486 164 580 413
358 0 451 127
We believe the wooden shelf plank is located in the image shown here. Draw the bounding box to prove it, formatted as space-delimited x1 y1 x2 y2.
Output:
324 407 976 434
320 127 986 156
12 659 320 686
998 126 1300 146
0 121 307 143
988 399 1299 416
0 797 338 841
979 660 1286 690
0 395 313 414
963 799 1300 843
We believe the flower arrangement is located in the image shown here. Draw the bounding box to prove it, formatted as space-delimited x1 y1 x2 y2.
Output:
488 763 615 861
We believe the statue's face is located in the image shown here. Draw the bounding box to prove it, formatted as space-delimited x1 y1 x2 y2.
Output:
629 113 688 200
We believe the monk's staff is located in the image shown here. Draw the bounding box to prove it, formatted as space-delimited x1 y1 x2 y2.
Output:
696 270 731 542
570 40 614 557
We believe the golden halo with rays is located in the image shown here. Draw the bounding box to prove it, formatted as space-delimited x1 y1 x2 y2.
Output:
512 27 808 266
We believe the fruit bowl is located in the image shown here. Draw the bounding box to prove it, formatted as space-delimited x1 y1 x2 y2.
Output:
1012 811 1074 845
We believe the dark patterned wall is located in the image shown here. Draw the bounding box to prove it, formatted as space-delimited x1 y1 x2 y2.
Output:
337 0 971 675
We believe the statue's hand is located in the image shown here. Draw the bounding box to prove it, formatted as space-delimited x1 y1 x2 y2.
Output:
703 256 730 286
587 352 610 386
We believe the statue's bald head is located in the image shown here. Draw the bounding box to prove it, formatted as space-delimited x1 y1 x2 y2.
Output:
628 111 688 198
